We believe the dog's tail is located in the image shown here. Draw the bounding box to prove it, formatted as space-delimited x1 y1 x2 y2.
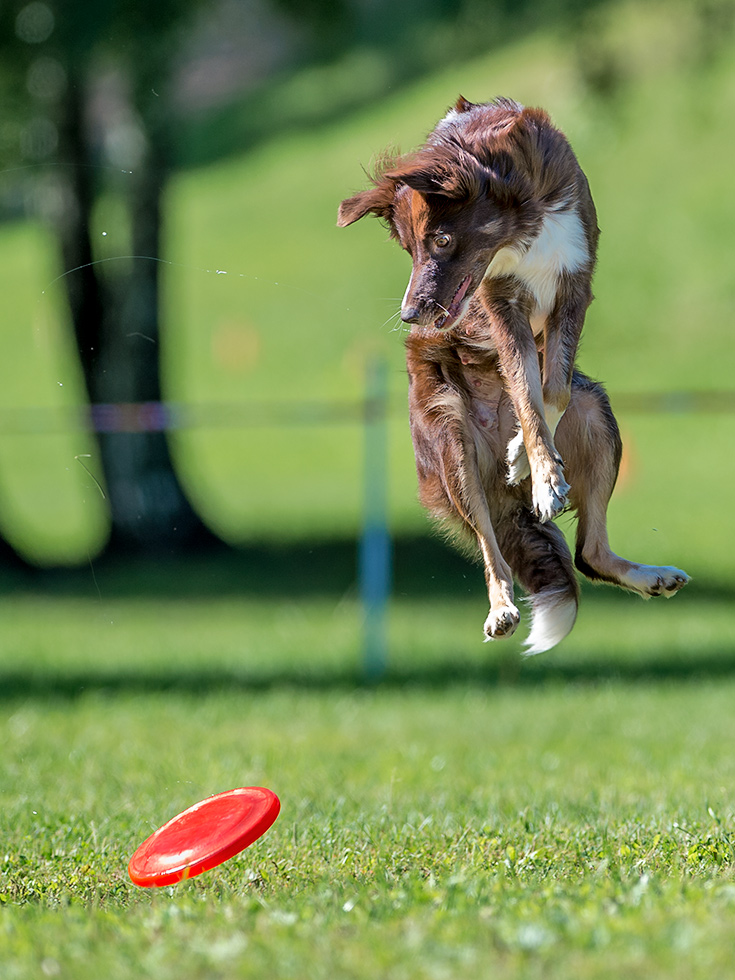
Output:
497 509 579 655
522 586 578 655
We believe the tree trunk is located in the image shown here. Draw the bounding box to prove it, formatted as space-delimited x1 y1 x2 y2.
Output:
56 72 221 556
55 70 106 386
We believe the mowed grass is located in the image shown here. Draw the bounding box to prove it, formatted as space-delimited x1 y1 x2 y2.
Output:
0 575 734 977
0 579 732 689
3 639 735 978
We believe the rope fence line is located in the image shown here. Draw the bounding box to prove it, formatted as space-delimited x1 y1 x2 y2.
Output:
0 400 367 435
0 390 733 435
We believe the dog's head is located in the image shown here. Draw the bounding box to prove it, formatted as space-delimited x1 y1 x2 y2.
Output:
338 97 538 330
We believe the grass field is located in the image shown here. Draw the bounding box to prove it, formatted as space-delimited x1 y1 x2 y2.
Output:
1 579 735 979
0 544 733 977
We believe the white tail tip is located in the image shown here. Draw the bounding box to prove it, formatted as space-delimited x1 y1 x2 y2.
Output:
523 589 578 656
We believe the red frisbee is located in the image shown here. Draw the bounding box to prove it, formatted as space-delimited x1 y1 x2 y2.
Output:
128 786 280 887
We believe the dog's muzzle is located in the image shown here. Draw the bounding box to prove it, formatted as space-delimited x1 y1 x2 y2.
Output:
401 275 473 330
432 275 473 331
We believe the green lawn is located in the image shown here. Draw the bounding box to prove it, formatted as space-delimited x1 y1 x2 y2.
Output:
2 606 735 979
0 566 733 979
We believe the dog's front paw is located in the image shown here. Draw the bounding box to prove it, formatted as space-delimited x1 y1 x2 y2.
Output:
483 604 521 642
506 430 530 484
532 460 570 523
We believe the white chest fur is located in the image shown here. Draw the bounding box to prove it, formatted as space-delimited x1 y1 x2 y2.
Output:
484 206 588 314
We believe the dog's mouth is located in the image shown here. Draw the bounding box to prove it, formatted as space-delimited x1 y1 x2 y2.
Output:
433 275 473 331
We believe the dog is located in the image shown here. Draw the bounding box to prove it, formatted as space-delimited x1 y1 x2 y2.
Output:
339 96 598 523
338 96 689 652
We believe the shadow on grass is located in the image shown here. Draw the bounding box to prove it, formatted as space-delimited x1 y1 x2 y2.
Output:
0 534 474 601
2 640 735 702
2 534 733 602
0 535 732 700
3 653 735 701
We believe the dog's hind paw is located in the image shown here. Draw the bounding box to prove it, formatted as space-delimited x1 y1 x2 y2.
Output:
506 431 531 484
483 604 521 642
624 565 690 598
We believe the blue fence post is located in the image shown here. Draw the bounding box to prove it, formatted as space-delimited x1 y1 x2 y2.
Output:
359 357 392 681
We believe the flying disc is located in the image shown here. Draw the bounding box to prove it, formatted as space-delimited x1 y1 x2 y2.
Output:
128 786 280 887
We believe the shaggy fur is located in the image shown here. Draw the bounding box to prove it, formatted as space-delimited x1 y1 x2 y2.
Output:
339 96 688 651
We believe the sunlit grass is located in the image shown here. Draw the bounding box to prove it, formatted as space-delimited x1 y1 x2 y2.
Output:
3 672 735 978
0 222 108 562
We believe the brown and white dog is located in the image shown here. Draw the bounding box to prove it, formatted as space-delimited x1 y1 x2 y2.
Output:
338 96 688 652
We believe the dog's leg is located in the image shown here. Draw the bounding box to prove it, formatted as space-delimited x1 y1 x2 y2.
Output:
480 286 569 523
504 290 592 494
430 440 520 640
407 358 520 641
466 492 522 642
557 374 689 598
505 302 581 485
540 290 590 441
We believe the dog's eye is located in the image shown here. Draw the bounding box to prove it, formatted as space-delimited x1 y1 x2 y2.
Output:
434 234 451 248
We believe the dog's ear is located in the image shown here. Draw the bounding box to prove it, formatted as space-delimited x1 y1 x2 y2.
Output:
386 151 487 202
337 181 396 227
389 167 451 197
453 94 476 114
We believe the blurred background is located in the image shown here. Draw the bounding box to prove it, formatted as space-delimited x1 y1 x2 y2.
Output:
0 0 733 684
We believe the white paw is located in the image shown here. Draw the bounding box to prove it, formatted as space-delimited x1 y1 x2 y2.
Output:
532 469 570 523
506 431 530 484
626 565 690 598
483 604 521 641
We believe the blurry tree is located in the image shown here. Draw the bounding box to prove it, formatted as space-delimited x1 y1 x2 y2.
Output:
1 0 215 555
0 0 349 557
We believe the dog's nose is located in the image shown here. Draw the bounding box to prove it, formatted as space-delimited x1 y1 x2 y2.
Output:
400 305 421 324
